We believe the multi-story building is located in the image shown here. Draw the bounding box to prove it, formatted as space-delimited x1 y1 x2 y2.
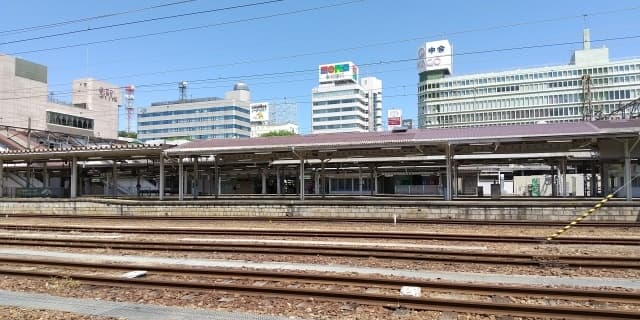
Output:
417 31 640 128
137 83 251 142
361 76 383 132
249 102 299 137
311 62 383 134
0 54 121 139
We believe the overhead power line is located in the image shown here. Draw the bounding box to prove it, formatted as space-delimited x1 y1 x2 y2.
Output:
4 3 638 95
0 0 198 36
0 0 285 46
6 0 364 56
1 33 639 102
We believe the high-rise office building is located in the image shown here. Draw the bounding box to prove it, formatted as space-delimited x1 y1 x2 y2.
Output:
137 83 251 142
311 62 382 134
417 31 640 128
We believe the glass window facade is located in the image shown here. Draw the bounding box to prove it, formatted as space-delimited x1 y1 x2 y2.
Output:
47 111 94 130
137 103 250 142
418 60 640 128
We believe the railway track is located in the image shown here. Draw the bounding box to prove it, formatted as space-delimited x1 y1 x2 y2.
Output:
1 236 638 268
0 256 637 319
0 224 638 245
3 213 639 227
2 255 639 303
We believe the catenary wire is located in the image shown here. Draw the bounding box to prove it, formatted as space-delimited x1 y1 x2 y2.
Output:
6 3 640 97
0 0 198 36
4 4 637 95
0 0 285 46
1 33 639 102
6 0 364 56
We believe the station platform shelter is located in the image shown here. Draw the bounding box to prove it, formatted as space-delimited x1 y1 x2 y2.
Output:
0 120 639 201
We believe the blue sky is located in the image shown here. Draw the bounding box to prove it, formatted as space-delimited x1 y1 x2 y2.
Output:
1 0 639 134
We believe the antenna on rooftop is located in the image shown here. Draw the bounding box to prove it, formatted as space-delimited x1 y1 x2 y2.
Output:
179 81 188 101
125 85 135 133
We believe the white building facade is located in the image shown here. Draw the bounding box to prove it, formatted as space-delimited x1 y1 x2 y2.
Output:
0 55 121 139
249 102 299 137
311 62 382 134
361 76 383 132
137 83 251 142
417 31 640 128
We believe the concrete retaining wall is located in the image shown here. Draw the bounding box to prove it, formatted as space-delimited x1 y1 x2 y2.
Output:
0 198 638 222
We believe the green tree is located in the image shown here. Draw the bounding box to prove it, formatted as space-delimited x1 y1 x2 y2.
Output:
118 131 138 139
260 130 295 137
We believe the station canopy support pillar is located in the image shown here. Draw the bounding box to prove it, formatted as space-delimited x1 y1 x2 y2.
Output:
314 169 320 195
369 165 377 196
70 157 78 199
276 167 281 196
213 156 220 199
444 144 453 201
453 160 458 198
112 160 118 197
320 162 326 198
590 162 597 197
0 160 4 198
601 162 610 196
193 156 199 199
43 161 49 189
550 164 557 197
561 158 567 197
624 140 632 201
178 157 184 201
26 161 31 188
299 158 305 201
159 156 165 201
358 166 363 195
261 169 267 195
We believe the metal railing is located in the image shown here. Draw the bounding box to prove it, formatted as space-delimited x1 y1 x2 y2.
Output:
394 185 443 195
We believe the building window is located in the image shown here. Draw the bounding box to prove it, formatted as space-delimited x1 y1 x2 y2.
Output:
47 111 93 130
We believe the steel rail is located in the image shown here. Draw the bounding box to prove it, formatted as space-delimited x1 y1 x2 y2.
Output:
0 268 637 319
3 214 639 227
0 224 638 245
1 255 638 303
0 236 638 268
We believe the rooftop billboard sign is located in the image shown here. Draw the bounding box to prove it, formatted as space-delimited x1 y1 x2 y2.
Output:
319 61 358 82
417 40 452 75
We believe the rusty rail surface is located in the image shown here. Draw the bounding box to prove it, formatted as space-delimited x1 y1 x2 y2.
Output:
0 255 638 304
0 266 637 319
3 214 639 227
0 236 638 268
0 224 638 245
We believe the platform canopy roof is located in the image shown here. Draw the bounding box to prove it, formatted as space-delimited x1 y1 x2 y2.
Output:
0 144 170 163
0 120 639 165
165 120 640 163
